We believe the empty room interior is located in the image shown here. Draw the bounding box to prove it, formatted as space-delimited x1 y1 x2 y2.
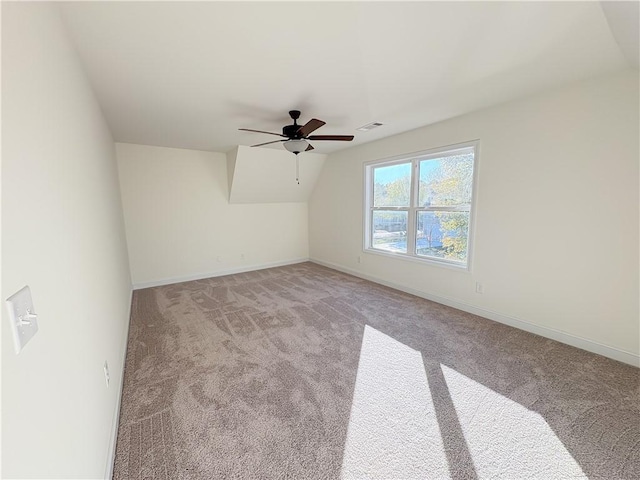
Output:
2 1 639 479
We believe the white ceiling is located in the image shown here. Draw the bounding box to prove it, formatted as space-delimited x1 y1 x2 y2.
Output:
59 1 634 155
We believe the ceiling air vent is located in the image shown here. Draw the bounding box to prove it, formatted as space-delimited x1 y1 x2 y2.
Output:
356 122 384 132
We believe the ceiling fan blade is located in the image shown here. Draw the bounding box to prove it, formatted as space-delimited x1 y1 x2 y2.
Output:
306 135 354 141
239 128 286 137
305 144 314 151
297 118 326 137
250 139 286 147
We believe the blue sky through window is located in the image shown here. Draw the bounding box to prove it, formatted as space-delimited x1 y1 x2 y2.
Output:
375 160 440 184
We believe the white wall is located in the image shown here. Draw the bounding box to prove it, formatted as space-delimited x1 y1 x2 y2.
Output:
2 3 132 479
116 143 309 287
310 70 639 365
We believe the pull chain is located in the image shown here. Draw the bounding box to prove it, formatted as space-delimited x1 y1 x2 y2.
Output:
296 155 300 184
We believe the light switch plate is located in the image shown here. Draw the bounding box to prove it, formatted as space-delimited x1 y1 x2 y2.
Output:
6 286 38 354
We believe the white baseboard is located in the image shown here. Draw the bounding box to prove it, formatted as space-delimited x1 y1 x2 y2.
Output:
132 258 310 290
310 258 640 368
105 287 134 480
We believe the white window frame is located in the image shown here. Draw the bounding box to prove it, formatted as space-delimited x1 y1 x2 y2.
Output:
363 140 479 270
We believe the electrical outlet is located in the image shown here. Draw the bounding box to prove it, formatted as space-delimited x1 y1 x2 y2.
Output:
357 256 362 264
475 282 484 294
240 253 245 260
103 361 110 387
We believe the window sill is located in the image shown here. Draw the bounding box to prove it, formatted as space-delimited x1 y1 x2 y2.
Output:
364 247 471 272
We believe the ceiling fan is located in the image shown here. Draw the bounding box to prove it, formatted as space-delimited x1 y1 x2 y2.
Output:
239 110 354 155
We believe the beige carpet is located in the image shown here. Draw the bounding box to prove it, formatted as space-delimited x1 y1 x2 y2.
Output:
112 262 639 479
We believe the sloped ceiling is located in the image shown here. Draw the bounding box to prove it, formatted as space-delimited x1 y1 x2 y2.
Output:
59 2 634 155
601 1 640 68
227 146 326 204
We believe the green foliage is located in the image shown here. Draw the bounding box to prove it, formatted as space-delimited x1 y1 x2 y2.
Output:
420 154 473 206
374 182 387 206
374 176 411 207
424 154 473 261
436 212 469 261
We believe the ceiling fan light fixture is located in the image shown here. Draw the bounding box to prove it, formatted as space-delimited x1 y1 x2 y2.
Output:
283 139 309 154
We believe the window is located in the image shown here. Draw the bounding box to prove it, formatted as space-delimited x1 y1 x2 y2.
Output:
364 141 477 268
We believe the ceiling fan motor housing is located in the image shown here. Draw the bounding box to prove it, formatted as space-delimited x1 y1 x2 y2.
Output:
283 110 303 138
283 124 303 138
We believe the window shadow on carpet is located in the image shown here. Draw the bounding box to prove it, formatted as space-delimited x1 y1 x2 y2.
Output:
112 262 639 480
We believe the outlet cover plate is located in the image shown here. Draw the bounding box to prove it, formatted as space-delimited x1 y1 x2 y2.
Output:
6 286 38 354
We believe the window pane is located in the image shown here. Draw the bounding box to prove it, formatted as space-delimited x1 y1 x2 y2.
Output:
418 153 474 207
373 163 411 207
417 211 469 262
372 211 408 253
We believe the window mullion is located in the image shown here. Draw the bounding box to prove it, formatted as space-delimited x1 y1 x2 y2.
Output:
371 206 409 211
406 160 418 256
417 206 471 213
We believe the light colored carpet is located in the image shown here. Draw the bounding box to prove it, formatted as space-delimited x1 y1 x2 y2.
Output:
113 262 639 479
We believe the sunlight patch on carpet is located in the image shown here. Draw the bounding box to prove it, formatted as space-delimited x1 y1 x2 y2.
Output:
441 364 587 479
341 325 450 479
